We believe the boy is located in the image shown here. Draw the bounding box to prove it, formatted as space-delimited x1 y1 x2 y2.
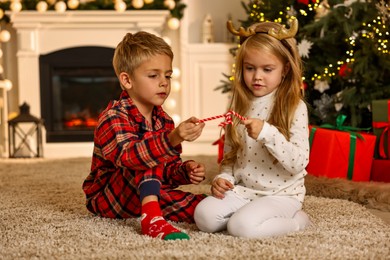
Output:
82 31 206 240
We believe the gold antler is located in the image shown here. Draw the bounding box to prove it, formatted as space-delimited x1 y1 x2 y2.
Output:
227 20 256 38
268 19 298 40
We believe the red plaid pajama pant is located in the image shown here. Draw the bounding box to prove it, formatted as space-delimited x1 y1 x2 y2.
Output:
84 167 206 224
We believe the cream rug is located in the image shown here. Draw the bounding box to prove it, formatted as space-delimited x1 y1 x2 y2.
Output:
1 157 390 259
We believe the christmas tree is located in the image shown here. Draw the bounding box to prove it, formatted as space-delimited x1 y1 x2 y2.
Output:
217 0 390 128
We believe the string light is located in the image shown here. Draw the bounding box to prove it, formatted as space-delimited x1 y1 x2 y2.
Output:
132 0 144 9
361 19 389 55
171 114 181 125
10 0 22 13
167 17 180 30
171 80 181 92
36 1 48 12
55 1 67 13
115 0 127 12
164 0 176 10
67 0 80 10
0 0 185 22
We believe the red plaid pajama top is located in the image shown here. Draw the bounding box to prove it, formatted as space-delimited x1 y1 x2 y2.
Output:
82 91 205 223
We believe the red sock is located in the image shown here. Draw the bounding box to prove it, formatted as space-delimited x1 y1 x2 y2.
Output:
140 201 189 240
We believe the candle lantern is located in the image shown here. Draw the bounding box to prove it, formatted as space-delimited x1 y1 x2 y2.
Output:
8 102 44 158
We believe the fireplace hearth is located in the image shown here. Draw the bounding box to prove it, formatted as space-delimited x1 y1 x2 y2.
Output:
40 46 121 142
10 10 169 157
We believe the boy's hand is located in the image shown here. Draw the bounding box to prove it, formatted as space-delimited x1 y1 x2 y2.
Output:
168 117 205 147
211 178 234 199
186 161 206 185
242 118 264 140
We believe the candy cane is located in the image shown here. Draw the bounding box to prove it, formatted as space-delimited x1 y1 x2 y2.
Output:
199 110 247 127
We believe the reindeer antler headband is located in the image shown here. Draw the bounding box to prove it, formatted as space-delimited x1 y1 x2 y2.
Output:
227 18 298 42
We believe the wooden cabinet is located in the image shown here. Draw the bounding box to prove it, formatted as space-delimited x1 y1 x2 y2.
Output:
178 0 245 155
180 43 234 155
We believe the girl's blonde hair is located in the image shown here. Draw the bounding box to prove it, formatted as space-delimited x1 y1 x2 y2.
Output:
222 21 304 166
112 31 174 89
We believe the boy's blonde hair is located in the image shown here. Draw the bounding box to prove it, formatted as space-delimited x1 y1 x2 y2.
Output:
223 21 305 166
112 31 174 89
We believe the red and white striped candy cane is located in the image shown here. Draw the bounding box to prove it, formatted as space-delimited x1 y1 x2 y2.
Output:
199 110 247 127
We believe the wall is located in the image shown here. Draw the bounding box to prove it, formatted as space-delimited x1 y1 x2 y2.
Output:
184 0 248 43
1 1 250 157
178 0 248 156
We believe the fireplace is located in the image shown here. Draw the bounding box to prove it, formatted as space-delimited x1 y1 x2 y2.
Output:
10 10 169 157
39 46 121 142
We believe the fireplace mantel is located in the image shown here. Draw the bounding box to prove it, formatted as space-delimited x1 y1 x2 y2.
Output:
10 10 169 158
11 10 169 55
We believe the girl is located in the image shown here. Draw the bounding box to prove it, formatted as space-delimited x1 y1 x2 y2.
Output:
194 19 311 238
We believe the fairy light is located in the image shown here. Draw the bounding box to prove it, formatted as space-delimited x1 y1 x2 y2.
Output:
36 1 48 12
361 18 389 55
55 1 67 12
0 0 185 20
132 0 144 9
67 0 80 10
10 0 22 12
167 17 180 30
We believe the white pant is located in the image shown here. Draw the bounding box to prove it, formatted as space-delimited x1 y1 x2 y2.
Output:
194 190 310 238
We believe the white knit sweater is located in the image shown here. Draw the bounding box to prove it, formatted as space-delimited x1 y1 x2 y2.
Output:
218 91 310 203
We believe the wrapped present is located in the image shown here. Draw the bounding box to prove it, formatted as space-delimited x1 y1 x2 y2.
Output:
306 115 376 182
372 99 390 159
370 159 390 183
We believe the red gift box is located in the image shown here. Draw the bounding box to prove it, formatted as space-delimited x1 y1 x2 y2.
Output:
370 159 390 183
306 125 376 182
372 99 390 159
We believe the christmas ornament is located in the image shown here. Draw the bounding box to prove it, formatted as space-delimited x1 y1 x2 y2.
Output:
315 0 330 20
313 94 333 121
297 38 313 58
314 79 330 93
339 63 352 77
297 0 317 5
334 102 343 111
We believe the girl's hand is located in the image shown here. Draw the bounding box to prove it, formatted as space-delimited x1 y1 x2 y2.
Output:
168 117 205 147
211 178 234 199
243 118 264 140
186 161 206 185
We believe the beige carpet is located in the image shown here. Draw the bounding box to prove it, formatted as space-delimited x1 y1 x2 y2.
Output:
1 156 390 259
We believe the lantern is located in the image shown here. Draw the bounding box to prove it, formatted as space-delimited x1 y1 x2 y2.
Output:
8 102 44 158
